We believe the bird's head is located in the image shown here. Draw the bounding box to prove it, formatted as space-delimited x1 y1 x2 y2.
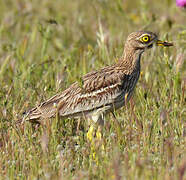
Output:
125 31 173 52
120 31 173 73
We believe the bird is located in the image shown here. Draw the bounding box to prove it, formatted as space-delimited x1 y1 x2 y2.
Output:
22 31 173 140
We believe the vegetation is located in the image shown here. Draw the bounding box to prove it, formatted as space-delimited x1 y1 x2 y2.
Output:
0 0 185 179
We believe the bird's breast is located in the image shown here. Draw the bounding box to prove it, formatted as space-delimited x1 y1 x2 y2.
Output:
113 70 140 110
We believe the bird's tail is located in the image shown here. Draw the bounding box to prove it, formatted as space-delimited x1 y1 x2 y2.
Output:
26 102 58 122
18 94 63 124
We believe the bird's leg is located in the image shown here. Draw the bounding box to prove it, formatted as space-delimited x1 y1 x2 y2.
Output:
87 113 105 164
87 124 95 142
96 125 102 140
111 111 122 140
92 112 104 142
87 123 97 163
96 125 105 151
87 112 103 142
96 113 104 145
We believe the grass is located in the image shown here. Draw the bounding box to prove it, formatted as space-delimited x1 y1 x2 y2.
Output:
0 0 185 179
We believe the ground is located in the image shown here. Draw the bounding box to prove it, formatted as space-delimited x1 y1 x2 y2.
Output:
0 0 185 179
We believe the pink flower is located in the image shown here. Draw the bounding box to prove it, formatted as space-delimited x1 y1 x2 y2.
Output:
176 0 186 7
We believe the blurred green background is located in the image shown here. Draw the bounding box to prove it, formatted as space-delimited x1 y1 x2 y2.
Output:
0 0 185 179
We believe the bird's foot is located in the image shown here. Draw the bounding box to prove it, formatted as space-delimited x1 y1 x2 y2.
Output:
87 125 104 164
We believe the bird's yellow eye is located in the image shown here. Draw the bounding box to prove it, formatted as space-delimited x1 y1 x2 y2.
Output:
141 35 150 43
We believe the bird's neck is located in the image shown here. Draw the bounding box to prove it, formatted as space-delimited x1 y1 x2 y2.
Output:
118 47 143 74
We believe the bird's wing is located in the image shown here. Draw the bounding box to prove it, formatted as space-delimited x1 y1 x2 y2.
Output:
25 66 129 121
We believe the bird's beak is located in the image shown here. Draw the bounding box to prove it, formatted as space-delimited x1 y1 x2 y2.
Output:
156 40 173 47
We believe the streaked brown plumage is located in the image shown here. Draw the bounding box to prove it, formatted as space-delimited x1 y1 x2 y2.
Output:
23 31 173 124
